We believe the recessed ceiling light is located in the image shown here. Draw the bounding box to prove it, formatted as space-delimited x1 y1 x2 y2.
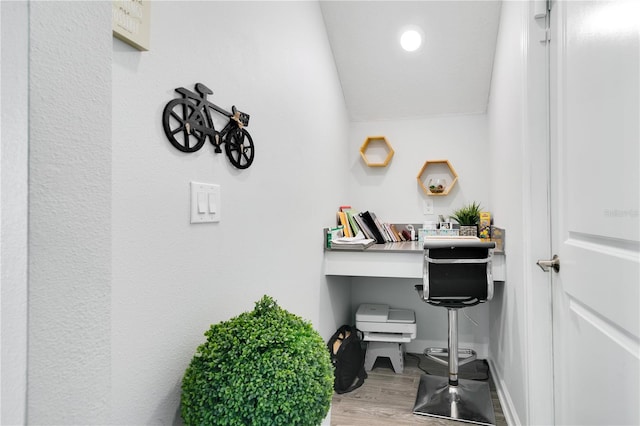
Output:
400 28 422 52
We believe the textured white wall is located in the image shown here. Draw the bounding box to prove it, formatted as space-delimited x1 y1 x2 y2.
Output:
21 0 350 424
346 114 492 356
1 2 29 424
111 1 349 424
28 2 113 424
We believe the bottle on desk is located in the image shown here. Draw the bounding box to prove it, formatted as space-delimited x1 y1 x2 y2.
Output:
406 224 416 241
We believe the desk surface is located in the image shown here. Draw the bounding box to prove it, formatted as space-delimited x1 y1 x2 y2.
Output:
323 241 506 281
356 241 422 252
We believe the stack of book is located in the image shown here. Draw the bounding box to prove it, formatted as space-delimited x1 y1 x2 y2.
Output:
329 233 376 250
336 206 414 244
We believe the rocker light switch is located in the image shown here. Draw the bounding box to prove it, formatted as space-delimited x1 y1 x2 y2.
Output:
208 193 217 214
197 192 207 213
190 182 221 223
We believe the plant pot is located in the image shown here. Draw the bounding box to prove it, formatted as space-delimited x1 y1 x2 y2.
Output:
459 225 478 237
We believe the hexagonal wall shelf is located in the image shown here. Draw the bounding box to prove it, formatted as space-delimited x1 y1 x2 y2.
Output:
417 159 458 196
359 136 394 167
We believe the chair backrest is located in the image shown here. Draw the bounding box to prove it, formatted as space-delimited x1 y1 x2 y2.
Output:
422 240 496 308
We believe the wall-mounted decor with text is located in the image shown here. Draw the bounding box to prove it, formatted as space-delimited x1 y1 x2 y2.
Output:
162 83 255 170
112 0 150 51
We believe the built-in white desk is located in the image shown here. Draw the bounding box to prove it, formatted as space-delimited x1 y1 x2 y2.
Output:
324 241 506 282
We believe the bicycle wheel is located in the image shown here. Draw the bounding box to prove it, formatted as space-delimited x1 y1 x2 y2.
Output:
162 99 207 153
224 128 255 169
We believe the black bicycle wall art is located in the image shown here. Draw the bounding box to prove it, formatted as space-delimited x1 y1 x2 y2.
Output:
162 83 255 169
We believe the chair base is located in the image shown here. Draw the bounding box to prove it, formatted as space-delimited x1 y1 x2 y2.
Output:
425 347 476 367
413 374 496 426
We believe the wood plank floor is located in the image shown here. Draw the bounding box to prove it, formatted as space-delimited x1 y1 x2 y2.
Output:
331 353 507 426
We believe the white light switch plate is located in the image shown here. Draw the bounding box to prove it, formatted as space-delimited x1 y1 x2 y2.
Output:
190 182 220 223
423 199 434 214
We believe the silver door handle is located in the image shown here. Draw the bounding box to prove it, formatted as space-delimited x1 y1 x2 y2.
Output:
537 255 560 273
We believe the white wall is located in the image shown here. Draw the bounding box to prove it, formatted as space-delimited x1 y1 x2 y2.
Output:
350 276 493 357
487 1 553 425
486 3 528 423
347 115 492 356
28 2 113 424
21 1 350 424
4 1 560 425
486 9 526 422
349 115 491 223
111 1 350 424
1 2 29 424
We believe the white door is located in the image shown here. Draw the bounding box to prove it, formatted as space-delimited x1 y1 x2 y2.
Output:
549 1 640 424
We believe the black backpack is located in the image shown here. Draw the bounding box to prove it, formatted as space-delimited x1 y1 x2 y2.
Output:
327 325 367 394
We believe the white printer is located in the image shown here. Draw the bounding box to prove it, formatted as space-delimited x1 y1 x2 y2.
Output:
355 304 417 373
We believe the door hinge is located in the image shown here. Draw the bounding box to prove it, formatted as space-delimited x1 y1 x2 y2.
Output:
534 0 552 18
539 0 551 45
540 28 551 45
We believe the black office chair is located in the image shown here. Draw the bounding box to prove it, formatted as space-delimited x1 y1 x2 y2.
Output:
413 240 496 426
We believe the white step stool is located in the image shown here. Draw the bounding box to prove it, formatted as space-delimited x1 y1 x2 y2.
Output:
355 304 417 374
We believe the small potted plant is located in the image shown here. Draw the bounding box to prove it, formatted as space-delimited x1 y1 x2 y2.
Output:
450 201 482 237
181 295 334 425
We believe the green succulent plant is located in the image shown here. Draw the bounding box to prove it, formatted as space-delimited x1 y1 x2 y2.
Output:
181 295 334 426
450 201 482 225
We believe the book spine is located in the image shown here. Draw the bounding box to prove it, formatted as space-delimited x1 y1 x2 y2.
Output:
390 224 402 241
384 223 398 242
338 211 351 237
345 210 361 237
360 211 385 244
353 213 374 240
381 223 392 242
370 212 391 242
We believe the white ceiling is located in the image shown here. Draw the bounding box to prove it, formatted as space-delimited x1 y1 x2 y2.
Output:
320 1 502 122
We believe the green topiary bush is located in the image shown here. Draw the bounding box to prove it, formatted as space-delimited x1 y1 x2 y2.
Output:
181 295 334 425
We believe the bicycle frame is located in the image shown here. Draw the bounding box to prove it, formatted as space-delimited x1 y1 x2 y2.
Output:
175 86 249 152
162 82 255 169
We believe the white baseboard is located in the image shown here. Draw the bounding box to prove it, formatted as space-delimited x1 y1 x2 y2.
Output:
487 358 521 426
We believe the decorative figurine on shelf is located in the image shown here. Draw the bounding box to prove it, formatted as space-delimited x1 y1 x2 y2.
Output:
428 178 447 194
162 83 255 169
